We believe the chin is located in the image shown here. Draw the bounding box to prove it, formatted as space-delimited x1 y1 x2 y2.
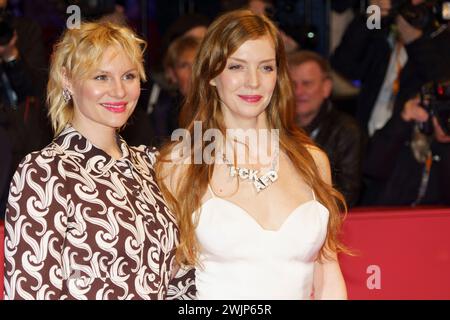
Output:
296 106 312 115
105 118 129 129
240 109 266 120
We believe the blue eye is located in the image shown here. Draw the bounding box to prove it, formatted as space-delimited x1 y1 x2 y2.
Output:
94 75 108 81
124 73 137 80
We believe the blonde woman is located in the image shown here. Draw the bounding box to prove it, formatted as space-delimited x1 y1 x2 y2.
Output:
3 22 194 300
156 10 348 300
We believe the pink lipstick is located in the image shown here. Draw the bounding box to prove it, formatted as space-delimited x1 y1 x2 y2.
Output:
238 95 263 103
101 102 127 113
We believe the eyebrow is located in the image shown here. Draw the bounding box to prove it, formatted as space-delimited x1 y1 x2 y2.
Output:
94 68 138 74
228 57 276 63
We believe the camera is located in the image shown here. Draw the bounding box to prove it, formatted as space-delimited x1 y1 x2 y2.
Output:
419 79 450 136
390 0 450 32
0 11 14 46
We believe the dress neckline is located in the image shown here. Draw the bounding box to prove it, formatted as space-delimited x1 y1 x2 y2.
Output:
199 196 327 233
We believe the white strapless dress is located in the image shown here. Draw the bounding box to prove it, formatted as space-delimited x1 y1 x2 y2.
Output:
195 187 329 300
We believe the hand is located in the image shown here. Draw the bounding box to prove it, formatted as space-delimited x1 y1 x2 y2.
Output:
370 0 392 17
433 117 450 143
396 14 423 44
401 97 429 122
0 32 19 62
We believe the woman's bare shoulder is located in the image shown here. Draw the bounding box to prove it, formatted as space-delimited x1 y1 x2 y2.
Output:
305 144 331 185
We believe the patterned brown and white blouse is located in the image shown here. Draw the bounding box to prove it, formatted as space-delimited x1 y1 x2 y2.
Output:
3 126 195 300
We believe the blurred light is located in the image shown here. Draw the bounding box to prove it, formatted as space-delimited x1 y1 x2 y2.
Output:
443 2 450 20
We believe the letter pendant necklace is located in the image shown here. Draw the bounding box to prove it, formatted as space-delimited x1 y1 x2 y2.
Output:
222 147 279 193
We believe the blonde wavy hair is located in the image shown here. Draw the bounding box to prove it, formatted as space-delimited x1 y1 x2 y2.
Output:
47 21 147 136
155 10 348 266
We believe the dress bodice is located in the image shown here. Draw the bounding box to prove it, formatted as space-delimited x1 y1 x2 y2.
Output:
194 186 329 300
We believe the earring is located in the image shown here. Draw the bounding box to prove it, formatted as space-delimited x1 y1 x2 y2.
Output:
62 88 72 103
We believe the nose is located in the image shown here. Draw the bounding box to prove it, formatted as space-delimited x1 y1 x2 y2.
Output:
110 78 126 98
245 67 259 89
294 82 305 97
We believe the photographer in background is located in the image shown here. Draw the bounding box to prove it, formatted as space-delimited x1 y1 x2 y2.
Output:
331 0 450 206
0 0 49 219
331 0 450 137
363 84 450 206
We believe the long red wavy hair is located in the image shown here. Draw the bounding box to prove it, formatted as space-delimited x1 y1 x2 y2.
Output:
155 9 347 266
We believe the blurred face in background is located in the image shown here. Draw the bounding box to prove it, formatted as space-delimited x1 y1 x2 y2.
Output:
247 0 299 53
184 26 207 40
170 47 197 96
289 60 332 127
248 0 273 15
371 0 425 17
280 31 300 53
98 4 127 26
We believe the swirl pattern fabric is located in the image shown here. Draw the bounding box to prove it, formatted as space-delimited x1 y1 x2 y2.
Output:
3 126 195 300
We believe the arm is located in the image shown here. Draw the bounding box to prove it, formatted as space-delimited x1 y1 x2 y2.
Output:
308 147 347 300
313 250 347 300
330 11 389 81
3 152 68 300
364 98 423 180
330 15 372 80
403 23 450 83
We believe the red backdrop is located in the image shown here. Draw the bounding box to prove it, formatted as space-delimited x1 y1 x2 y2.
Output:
340 207 450 300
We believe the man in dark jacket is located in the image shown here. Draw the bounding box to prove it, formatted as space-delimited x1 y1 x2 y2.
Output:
288 50 364 207
362 24 450 206
331 0 442 136
363 94 450 206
